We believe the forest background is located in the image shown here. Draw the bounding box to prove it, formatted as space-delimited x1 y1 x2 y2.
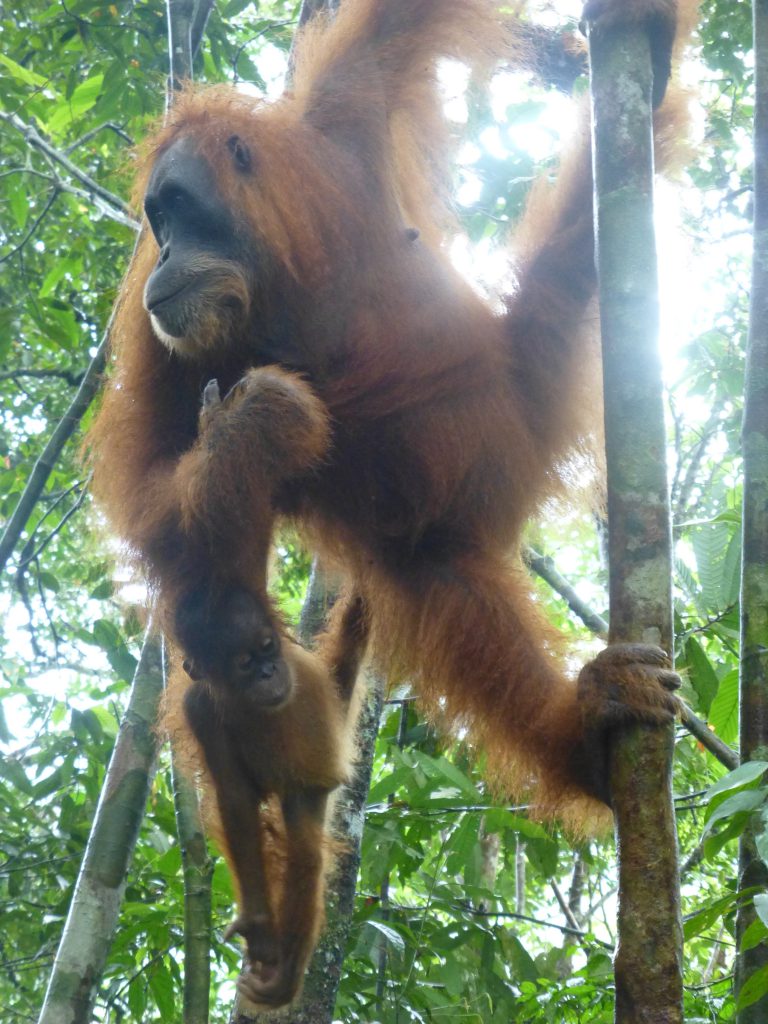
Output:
0 0 764 1021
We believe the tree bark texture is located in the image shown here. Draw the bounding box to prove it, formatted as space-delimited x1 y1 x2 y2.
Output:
165 0 214 98
37 633 164 1024
172 746 214 1024
589 20 683 1024
735 2 768 1019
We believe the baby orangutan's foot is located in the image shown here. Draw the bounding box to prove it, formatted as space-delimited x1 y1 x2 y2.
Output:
230 916 308 1009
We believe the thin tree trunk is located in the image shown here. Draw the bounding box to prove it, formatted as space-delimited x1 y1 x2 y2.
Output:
0 330 110 576
588 19 683 1024
735 2 768 1019
172 737 214 1024
159 7 218 1018
37 632 165 1024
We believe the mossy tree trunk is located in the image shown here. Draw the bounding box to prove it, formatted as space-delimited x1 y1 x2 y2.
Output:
734 2 768 1020
588 19 683 1024
37 633 165 1024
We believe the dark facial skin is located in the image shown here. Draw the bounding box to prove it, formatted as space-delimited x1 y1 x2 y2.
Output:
142 135 255 356
175 587 294 709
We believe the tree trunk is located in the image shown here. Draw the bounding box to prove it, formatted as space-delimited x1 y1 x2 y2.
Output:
589 18 683 1024
734 2 768 1019
37 633 165 1024
172 744 214 1024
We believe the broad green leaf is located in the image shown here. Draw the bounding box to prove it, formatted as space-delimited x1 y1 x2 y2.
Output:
755 893 768 928
128 977 147 1020
367 919 405 953
500 932 538 982
0 757 33 795
39 258 80 299
741 916 768 952
707 761 768 799
684 892 739 940
684 636 720 713
756 826 768 867
6 176 29 230
692 522 732 611
47 74 105 134
708 670 739 746
704 790 766 833
0 54 47 87
148 960 175 1022
737 963 768 1010
33 767 63 798
432 754 482 800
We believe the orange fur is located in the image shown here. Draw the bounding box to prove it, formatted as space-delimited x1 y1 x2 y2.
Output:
87 0 696 1005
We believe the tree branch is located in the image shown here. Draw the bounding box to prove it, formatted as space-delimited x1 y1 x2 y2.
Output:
0 188 60 265
1 111 135 224
0 328 110 577
0 368 86 387
524 547 738 771
524 545 608 636
64 121 134 154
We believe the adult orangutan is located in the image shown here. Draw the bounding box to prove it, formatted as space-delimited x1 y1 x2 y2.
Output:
88 0 693 1007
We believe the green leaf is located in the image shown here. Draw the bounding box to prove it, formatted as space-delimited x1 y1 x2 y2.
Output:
37 571 60 593
148 960 176 1022
704 790 766 834
707 761 768 799
0 54 47 87
684 636 720 713
721 530 742 605
708 670 740 746
367 919 405 953
128 977 147 1020
704 813 749 859
33 768 63 798
89 580 115 600
756 826 768 867
755 894 768 928
692 522 732 611
156 845 182 877
500 932 538 982
39 258 79 299
741 917 768 952
684 892 739 940
0 756 33 795
47 74 105 134
431 754 482 800
0 703 12 744
438 956 466 997
737 963 768 1010
524 834 559 879
7 176 29 230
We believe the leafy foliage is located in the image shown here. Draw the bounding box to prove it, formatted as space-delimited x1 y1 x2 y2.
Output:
0 0 761 1021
